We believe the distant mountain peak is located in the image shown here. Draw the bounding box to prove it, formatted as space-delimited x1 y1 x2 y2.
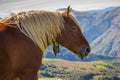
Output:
58 7 117 13
84 7 116 14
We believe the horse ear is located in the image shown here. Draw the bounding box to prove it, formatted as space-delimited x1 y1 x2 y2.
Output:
62 5 72 17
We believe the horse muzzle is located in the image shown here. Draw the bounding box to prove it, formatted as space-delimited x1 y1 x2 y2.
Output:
78 46 90 59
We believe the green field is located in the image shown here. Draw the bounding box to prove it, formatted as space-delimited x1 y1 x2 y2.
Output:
42 58 51 63
39 58 120 80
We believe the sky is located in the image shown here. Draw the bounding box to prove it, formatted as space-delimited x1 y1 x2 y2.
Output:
0 0 120 17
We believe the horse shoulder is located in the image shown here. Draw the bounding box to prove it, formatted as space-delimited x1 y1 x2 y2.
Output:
0 23 8 31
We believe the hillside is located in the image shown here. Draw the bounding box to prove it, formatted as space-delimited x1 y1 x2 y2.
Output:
39 58 120 80
90 7 120 57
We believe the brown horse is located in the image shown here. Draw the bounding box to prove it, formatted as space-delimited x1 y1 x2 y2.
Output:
0 6 90 80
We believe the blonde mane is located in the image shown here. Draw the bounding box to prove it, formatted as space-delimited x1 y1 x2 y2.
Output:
0 10 79 52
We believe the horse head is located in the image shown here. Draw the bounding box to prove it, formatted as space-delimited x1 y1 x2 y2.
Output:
57 6 90 59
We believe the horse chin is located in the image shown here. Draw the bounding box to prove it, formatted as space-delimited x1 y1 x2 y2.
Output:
77 54 84 60
77 52 88 60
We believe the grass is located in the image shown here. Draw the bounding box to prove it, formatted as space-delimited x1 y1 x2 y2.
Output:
39 59 120 80
111 59 120 63
105 59 120 66
96 64 106 69
42 58 51 63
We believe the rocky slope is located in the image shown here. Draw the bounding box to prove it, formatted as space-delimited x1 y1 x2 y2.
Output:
89 7 120 57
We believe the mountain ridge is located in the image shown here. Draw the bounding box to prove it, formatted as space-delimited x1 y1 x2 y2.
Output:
90 7 120 57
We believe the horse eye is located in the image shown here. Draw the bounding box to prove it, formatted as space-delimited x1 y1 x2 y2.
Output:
71 26 77 31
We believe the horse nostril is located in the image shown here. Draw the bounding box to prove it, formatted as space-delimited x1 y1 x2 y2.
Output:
85 47 90 53
78 47 90 59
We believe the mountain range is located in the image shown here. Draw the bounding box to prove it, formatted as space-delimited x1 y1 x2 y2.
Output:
82 7 120 57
